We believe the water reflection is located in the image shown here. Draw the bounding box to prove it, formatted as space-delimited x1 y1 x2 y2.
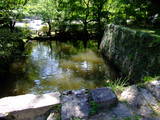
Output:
1 41 108 96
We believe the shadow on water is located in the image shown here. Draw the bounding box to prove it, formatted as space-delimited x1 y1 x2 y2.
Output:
0 40 117 97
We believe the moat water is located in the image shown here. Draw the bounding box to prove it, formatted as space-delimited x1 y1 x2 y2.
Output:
0 40 114 97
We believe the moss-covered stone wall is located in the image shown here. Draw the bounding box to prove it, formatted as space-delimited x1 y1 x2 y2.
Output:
100 24 160 82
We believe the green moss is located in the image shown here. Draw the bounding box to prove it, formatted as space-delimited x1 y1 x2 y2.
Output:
102 24 160 81
89 101 100 115
139 76 160 85
122 115 141 120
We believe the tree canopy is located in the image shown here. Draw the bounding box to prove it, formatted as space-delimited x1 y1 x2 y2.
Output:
0 0 160 38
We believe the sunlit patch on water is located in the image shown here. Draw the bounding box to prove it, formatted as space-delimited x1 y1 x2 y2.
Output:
60 50 105 72
71 50 104 64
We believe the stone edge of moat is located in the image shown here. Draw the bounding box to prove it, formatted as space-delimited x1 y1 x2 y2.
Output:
0 80 160 120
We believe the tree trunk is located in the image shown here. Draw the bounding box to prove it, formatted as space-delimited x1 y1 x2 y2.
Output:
9 20 16 32
96 4 104 49
83 21 89 48
47 21 51 36
97 14 103 49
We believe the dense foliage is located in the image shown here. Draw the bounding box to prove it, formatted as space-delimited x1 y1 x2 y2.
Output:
0 0 28 31
0 0 160 48
23 0 160 44
0 0 30 64
1 0 160 36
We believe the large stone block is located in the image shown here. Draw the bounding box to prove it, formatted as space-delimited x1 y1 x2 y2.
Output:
0 92 61 120
90 87 117 108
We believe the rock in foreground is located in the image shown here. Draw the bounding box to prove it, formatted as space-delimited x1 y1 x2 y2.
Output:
0 82 160 120
120 84 160 117
0 92 61 120
91 87 117 108
146 80 160 101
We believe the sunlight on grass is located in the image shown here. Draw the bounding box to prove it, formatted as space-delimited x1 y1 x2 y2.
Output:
139 29 155 34
133 28 160 38
105 77 129 91
143 76 160 83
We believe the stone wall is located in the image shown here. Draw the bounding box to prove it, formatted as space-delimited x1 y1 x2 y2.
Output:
100 24 160 82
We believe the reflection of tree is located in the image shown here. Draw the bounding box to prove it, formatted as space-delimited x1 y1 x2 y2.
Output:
0 42 42 97
0 56 38 97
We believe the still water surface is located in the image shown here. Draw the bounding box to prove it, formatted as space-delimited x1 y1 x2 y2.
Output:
1 40 110 97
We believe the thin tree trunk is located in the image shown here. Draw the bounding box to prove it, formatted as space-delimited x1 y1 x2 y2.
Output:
47 21 51 36
83 21 89 48
96 4 103 49
9 20 16 32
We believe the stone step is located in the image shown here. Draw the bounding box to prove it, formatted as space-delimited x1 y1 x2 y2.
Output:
0 92 60 120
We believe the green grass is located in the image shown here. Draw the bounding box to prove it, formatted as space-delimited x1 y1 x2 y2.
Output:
140 76 160 84
105 77 129 91
137 76 160 88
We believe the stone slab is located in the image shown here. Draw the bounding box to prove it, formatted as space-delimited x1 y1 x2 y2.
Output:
0 92 61 120
90 87 117 108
